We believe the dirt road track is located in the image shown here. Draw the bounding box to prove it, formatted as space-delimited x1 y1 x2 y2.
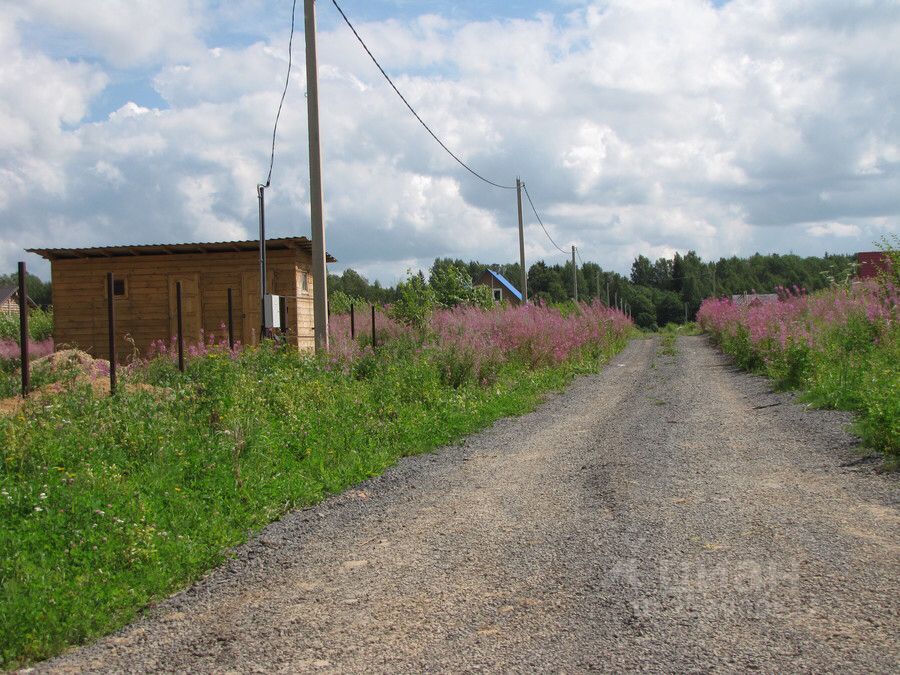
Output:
38 336 899 673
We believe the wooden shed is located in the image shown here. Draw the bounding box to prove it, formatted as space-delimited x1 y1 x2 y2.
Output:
477 269 523 305
27 237 335 361
0 286 36 316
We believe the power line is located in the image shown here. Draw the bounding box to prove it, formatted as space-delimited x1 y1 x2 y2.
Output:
330 0 516 190
262 0 298 188
576 248 585 266
522 183 568 255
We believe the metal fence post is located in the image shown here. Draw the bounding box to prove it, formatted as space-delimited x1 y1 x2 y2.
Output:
18 261 29 397
106 273 117 395
227 288 234 350
176 281 185 372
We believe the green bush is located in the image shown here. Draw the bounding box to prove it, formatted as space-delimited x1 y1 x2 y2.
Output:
0 308 53 343
389 272 436 333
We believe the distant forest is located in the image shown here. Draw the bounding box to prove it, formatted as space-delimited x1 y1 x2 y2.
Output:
330 251 856 330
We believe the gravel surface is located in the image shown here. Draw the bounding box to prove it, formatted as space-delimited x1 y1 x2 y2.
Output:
35 336 899 673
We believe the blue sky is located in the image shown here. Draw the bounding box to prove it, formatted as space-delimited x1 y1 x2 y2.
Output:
1 0 897 283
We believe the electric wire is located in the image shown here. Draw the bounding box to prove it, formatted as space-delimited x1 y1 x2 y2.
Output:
576 248 585 266
330 0 516 190
522 183 568 255
262 0 298 188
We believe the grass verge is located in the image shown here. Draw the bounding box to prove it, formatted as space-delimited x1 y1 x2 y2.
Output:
0 337 626 668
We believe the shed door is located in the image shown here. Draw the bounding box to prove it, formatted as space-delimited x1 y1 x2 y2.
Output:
168 274 202 345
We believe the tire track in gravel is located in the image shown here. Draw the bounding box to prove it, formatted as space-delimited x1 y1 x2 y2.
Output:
37 336 899 673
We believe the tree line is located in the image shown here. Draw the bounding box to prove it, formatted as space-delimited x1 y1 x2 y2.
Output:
329 251 855 329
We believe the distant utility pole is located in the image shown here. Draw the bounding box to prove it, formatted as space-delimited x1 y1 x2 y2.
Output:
516 178 527 304
712 268 717 297
305 0 329 352
606 281 610 307
571 245 578 302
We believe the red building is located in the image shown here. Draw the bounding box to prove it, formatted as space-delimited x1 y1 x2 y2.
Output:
856 251 891 279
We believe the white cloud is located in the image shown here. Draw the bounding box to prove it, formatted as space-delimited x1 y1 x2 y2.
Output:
1 0 899 281
806 222 862 238
17 0 202 68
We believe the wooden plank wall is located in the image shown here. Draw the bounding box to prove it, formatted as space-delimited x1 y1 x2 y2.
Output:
51 248 315 361
0 298 19 316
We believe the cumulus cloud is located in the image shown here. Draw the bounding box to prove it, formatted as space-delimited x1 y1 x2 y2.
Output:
1 0 898 281
806 222 862 238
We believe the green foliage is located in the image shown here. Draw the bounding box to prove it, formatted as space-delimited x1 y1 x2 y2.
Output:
327 268 397 306
0 335 626 668
429 262 492 309
0 308 53 343
328 290 367 315
389 271 436 332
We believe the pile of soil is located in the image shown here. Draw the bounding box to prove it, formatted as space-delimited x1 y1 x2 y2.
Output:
1 350 171 416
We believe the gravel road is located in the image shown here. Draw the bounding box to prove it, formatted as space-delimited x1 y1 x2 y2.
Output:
37 336 899 673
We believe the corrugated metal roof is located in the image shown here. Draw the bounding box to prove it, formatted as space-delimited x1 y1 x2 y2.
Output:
486 269 522 301
27 236 336 262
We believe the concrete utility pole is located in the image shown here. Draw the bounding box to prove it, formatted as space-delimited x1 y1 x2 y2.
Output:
257 185 268 340
571 245 578 302
516 178 527 304
305 0 329 352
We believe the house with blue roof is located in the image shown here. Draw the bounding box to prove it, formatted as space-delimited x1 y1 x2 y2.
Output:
477 269 523 305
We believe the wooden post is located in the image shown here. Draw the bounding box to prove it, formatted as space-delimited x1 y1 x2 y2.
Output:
176 281 185 372
18 261 29 397
350 303 355 339
106 273 117 395
227 288 234 350
371 304 376 348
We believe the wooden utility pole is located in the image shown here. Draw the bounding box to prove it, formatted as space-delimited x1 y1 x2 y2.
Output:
571 245 578 302
516 178 527 304
305 0 329 352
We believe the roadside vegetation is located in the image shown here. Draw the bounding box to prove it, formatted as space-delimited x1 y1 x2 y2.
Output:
698 244 898 457
0 299 632 668
1 309 55 398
